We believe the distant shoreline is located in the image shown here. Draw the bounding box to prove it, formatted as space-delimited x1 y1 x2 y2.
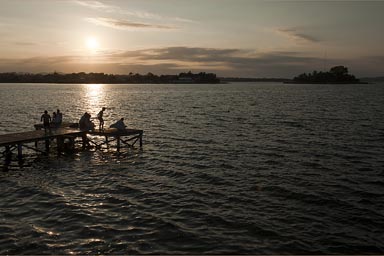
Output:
0 71 382 84
0 80 377 84
0 71 221 84
219 77 290 83
283 81 370 84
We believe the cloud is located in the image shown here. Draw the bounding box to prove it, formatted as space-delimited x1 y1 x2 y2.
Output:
75 0 155 18
85 17 177 30
115 47 318 66
13 42 38 46
74 0 195 23
0 47 323 77
1 47 382 77
3 55 81 65
73 0 108 10
105 47 324 76
365 56 384 63
110 47 242 60
277 28 320 43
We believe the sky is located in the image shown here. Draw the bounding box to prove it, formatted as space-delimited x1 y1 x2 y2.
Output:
0 0 383 78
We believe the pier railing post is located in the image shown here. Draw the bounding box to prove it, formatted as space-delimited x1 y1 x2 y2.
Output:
117 136 120 152
4 145 12 165
45 139 50 153
82 133 87 149
57 136 64 155
17 143 23 160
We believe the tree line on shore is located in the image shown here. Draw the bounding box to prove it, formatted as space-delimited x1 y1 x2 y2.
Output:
0 71 220 84
0 66 369 84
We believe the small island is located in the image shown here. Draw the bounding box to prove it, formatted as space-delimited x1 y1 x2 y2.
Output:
287 65 366 84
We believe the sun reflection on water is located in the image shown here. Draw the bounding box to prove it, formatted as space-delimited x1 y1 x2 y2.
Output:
83 84 106 118
84 84 103 98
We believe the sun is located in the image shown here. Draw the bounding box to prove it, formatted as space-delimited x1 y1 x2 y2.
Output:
85 37 99 50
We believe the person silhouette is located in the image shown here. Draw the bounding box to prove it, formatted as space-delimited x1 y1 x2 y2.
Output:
40 110 51 132
110 118 127 131
79 112 95 131
52 112 57 127
97 107 106 131
79 112 94 148
56 109 63 126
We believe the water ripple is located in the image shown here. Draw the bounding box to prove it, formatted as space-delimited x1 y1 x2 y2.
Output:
1 83 384 254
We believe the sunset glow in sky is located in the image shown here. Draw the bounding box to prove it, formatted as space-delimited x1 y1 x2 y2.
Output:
0 0 383 77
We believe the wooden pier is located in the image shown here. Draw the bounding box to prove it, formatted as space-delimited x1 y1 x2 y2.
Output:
88 128 143 151
1 123 143 163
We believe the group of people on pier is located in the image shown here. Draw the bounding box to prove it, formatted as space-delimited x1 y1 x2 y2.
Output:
41 107 127 132
40 109 63 131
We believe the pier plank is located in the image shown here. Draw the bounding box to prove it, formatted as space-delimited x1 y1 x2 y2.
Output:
0 128 84 147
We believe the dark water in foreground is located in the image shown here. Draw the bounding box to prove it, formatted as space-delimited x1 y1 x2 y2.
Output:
0 82 384 254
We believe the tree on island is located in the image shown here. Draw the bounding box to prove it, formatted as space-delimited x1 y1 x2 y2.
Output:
292 65 361 84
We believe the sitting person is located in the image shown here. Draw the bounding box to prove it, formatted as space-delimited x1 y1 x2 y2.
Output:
110 118 127 131
79 112 95 131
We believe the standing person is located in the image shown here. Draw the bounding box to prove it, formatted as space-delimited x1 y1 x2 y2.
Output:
40 110 51 132
52 112 57 127
56 109 63 126
97 107 106 131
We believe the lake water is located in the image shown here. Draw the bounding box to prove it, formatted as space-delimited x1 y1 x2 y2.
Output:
0 82 383 254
